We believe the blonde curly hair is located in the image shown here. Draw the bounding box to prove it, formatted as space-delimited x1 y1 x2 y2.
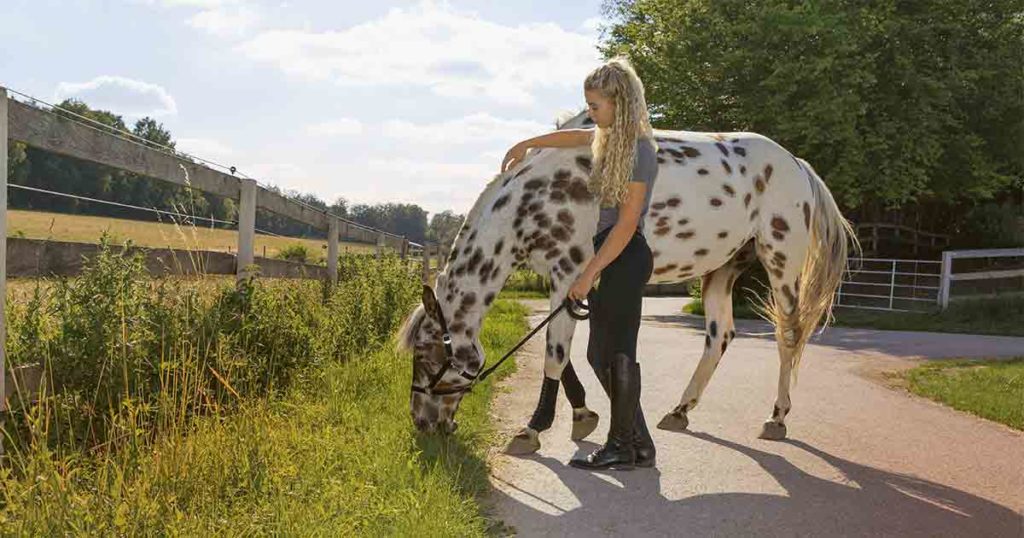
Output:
585 56 658 207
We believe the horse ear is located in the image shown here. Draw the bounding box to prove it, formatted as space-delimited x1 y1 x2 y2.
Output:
422 285 442 322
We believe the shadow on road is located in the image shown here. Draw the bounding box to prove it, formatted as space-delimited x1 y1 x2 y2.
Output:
491 431 1021 536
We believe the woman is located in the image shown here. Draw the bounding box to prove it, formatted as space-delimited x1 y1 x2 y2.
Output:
501 57 659 470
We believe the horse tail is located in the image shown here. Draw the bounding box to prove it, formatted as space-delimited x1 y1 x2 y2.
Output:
785 158 860 383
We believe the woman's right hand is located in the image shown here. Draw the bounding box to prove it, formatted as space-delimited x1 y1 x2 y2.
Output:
501 142 528 173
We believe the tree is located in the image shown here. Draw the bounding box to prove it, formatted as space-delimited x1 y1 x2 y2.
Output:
601 0 1023 234
427 210 465 248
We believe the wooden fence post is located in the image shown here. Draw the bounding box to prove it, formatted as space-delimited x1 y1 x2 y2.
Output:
328 216 339 284
938 250 953 310
237 178 257 282
376 232 385 259
1 88 9 439
422 244 431 284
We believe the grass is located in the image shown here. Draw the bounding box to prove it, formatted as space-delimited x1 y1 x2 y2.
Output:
682 294 1024 336
904 358 1024 430
0 297 530 535
7 208 378 262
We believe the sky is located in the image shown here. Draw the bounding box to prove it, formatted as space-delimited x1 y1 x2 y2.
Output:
0 0 609 217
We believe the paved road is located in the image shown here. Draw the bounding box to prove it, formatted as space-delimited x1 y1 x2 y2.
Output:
487 297 1024 537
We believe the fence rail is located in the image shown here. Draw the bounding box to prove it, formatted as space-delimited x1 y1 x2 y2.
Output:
938 248 1024 308
836 257 943 312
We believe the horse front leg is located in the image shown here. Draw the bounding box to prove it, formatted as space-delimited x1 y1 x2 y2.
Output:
505 292 597 454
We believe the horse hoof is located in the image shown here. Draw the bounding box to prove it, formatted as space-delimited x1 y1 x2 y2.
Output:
570 410 599 441
656 411 689 432
504 428 541 455
758 421 787 440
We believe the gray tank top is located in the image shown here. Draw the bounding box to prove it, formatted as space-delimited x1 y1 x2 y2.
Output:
595 137 659 237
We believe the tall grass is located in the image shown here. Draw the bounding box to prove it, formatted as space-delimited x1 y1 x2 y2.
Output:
0 232 529 534
2 232 419 457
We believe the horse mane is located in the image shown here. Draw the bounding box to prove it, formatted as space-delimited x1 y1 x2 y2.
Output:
397 304 426 352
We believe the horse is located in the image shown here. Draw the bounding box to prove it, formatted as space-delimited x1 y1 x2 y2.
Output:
397 109 858 455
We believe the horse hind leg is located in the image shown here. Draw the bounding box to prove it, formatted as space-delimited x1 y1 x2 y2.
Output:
658 259 747 432
755 229 809 441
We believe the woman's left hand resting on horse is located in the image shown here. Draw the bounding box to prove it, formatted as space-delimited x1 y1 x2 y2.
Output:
566 181 648 302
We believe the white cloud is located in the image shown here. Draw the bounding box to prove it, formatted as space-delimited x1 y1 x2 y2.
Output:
141 0 261 38
54 75 178 117
306 118 364 137
187 4 260 38
580 16 604 35
381 113 549 145
246 162 308 184
175 137 234 160
235 0 602 106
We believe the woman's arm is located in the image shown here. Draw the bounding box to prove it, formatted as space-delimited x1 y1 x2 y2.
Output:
572 181 647 294
501 129 594 172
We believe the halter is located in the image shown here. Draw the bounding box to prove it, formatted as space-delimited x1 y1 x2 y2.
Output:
410 288 591 397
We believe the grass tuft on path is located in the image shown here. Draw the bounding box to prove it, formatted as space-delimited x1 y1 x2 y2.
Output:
905 358 1024 430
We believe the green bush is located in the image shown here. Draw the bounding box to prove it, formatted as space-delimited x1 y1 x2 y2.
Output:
276 243 310 263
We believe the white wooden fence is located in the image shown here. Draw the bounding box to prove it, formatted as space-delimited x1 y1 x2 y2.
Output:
938 247 1024 309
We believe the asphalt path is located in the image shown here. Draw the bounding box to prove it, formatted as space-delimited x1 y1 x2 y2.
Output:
487 297 1024 537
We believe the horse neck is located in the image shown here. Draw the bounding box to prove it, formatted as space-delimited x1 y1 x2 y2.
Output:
434 206 518 337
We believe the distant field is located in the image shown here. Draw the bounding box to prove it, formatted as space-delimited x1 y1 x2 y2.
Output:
6 209 380 262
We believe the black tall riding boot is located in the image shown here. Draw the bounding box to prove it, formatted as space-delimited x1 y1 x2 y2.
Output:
570 353 638 470
591 360 656 468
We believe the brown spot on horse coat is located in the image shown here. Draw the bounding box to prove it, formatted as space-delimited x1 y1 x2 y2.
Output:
718 231 729 239
695 248 709 256
682 146 701 158
567 179 592 202
716 142 729 156
651 201 667 210
557 209 575 226
781 284 797 309
771 216 790 232
654 226 671 236
722 184 735 197
764 164 774 182
803 202 811 229
525 178 547 190
743 193 752 208
710 197 723 207
575 156 592 173
755 176 766 193
653 263 678 275
492 194 510 212
676 230 695 239
666 197 681 207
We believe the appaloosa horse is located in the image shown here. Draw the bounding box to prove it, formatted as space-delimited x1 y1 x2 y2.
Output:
398 110 858 455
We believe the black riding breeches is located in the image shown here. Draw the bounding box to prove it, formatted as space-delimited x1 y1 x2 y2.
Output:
586 227 654 373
